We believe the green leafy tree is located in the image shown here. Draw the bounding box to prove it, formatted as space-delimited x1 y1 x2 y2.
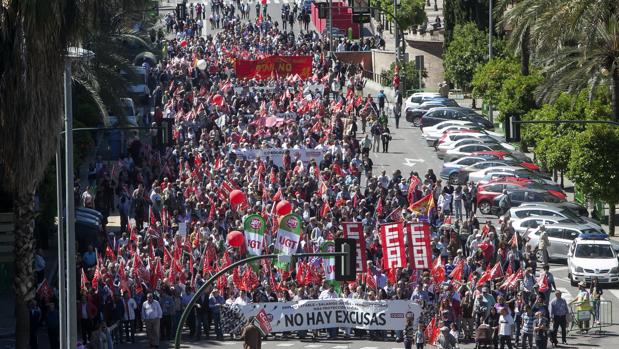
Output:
496 72 542 122
443 0 491 46
568 126 619 235
443 23 488 91
375 0 426 55
497 0 619 120
472 58 520 107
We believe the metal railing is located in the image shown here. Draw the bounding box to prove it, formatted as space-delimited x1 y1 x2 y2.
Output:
568 300 612 334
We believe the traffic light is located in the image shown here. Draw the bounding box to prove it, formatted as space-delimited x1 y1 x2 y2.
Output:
158 118 174 148
334 238 357 281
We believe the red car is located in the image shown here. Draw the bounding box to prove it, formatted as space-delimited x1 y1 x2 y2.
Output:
475 178 567 215
470 151 540 171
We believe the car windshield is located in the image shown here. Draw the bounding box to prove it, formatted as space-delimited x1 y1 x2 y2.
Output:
558 208 585 223
575 244 614 258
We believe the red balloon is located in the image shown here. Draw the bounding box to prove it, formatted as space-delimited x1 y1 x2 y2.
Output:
180 40 188 47
227 230 245 247
276 200 292 216
230 189 246 206
212 94 224 106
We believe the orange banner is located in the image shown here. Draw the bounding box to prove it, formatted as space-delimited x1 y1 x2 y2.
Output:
234 55 312 80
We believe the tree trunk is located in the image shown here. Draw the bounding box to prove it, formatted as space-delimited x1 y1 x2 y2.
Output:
613 70 619 121
14 190 36 349
520 27 530 76
609 202 616 237
552 169 558 183
560 171 564 188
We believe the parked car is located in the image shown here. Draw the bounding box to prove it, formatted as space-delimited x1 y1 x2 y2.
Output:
527 224 606 261
437 140 516 161
404 92 442 111
568 234 619 285
468 166 551 183
511 215 574 234
436 133 508 150
518 201 590 219
468 151 536 169
426 128 483 146
508 205 601 230
421 120 475 138
406 99 460 125
441 144 519 160
449 160 532 185
490 189 565 216
420 107 494 130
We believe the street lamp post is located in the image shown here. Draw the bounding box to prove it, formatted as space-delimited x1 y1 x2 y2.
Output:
62 47 94 349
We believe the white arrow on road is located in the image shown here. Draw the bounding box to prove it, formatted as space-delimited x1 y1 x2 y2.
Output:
403 158 426 167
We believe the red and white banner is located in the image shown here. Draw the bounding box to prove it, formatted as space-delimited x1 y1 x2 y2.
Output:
405 222 432 270
342 222 367 272
379 223 406 270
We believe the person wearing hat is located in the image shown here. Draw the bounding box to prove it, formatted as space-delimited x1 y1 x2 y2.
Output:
570 281 592 333
436 325 457 349
549 289 568 345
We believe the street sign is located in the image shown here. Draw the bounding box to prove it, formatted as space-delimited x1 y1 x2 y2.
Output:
414 55 424 71
334 238 357 281
158 118 174 148
353 13 371 23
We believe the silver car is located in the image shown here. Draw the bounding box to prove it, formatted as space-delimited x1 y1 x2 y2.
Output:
525 223 606 261
508 205 601 230
510 215 573 234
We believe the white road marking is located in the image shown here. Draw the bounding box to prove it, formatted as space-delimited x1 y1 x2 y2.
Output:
332 346 349 349
359 347 379 349
304 345 323 348
606 289 619 301
277 344 295 347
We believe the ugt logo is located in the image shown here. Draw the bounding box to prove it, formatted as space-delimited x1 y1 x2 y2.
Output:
250 218 262 230
286 218 298 229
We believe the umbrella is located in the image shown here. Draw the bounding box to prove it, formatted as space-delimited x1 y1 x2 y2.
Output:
133 51 158 66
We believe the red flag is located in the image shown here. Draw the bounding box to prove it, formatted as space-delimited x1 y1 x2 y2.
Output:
386 207 403 222
105 244 117 262
130 226 138 242
509 269 524 288
505 262 513 276
272 187 283 202
477 266 492 286
424 316 439 345
92 265 101 290
164 247 173 268
233 267 243 288
537 272 549 293
149 206 157 227
489 261 504 280
431 256 445 284
375 199 383 216
379 223 406 269
365 270 377 290
320 200 331 217
296 262 307 286
37 279 53 301
407 176 420 203
317 181 328 197
80 268 89 291
449 260 464 281
387 268 397 284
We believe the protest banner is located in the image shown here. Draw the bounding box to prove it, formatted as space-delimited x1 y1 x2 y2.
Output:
220 299 421 334
235 56 313 80
243 214 266 269
342 222 367 272
405 222 432 270
232 148 326 168
379 223 406 270
274 214 302 268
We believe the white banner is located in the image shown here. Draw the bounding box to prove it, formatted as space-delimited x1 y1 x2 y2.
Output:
232 148 326 167
220 299 421 334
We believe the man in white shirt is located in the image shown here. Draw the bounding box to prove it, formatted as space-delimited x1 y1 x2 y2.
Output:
142 293 163 348
498 307 515 349
318 283 339 338
121 292 138 343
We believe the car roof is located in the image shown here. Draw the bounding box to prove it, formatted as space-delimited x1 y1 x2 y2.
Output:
540 223 597 230
516 215 564 222
411 92 441 97
573 238 611 245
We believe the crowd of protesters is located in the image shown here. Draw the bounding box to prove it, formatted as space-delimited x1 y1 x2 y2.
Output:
25 4 597 349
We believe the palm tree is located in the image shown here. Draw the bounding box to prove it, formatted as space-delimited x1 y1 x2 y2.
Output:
500 0 619 120
0 1 153 347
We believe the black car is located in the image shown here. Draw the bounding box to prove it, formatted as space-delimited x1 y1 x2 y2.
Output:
420 107 494 130
490 189 564 216
405 99 459 125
